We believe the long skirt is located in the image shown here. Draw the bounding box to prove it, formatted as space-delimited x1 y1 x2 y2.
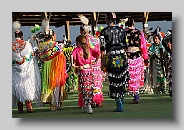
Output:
12 57 41 107
106 49 129 99
91 58 104 106
128 56 145 94
78 68 94 108
152 58 166 88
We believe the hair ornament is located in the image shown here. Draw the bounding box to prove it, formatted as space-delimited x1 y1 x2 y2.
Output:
13 21 21 32
78 14 89 25
42 18 50 34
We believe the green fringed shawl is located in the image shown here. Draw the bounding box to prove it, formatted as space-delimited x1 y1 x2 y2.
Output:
41 60 52 94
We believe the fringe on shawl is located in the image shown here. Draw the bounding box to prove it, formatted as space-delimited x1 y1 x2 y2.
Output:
140 31 148 60
41 53 67 94
41 60 52 94
49 53 67 90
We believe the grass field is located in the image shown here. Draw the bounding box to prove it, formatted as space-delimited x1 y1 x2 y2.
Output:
12 82 172 119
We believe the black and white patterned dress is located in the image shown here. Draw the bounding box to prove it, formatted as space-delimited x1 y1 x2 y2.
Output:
100 25 129 98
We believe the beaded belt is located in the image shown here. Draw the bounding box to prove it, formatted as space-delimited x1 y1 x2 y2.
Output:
93 89 102 93
79 64 91 70
109 49 125 55
127 46 140 53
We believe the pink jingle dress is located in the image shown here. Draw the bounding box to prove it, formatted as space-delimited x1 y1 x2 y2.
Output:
125 28 148 96
86 35 104 107
72 45 100 108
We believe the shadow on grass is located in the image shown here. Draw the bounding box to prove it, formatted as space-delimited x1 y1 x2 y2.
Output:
12 83 172 118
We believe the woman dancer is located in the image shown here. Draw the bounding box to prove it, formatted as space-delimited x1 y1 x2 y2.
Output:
71 35 100 114
148 34 167 94
12 21 41 113
33 18 68 111
125 18 149 104
78 14 104 107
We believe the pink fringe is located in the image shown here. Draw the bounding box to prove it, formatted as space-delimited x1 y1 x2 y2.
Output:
128 57 144 92
140 31 148 60
92 94 104 105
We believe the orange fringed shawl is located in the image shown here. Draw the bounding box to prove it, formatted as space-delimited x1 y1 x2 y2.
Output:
41 53 68 94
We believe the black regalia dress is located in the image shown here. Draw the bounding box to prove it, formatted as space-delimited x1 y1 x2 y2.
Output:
100 26 129 99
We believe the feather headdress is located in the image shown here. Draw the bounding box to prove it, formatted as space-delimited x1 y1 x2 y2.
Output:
120 18 128 23
78 14 89 25
78 14 91 34
41 18 50 34
119 18 128 29
13 21 21 32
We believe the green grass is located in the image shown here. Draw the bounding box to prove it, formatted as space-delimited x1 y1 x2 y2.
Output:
12 82 172 119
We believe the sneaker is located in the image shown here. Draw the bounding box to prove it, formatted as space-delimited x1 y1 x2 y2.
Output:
86 104 93 114
87 109 93 114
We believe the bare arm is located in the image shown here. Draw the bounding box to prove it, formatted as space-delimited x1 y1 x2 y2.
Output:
70 55 76 68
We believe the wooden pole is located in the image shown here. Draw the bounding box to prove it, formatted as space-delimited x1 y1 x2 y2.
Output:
142 12 149 34
56 13 77 28
41 12 48 20
48 12 52 21
65 21 71 41
95 12 100 25
91 12 97 36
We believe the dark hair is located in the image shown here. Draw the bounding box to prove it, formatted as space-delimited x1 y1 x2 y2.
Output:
44 30 55 41
126 18 134 27
14 31 23 38
76 35 89 59
105 12 116 24
36 32 45 39
80 24 91 35
80 25 84 31
153 34 161 40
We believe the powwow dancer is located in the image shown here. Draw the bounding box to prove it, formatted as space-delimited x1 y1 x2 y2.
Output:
143 27 163 94
71 35 100 114
78 14 104 108
162 30 172 97
148 34 167 94
12 21 41 113
125 18 149 104
33 18 68 111
100 12 129 112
